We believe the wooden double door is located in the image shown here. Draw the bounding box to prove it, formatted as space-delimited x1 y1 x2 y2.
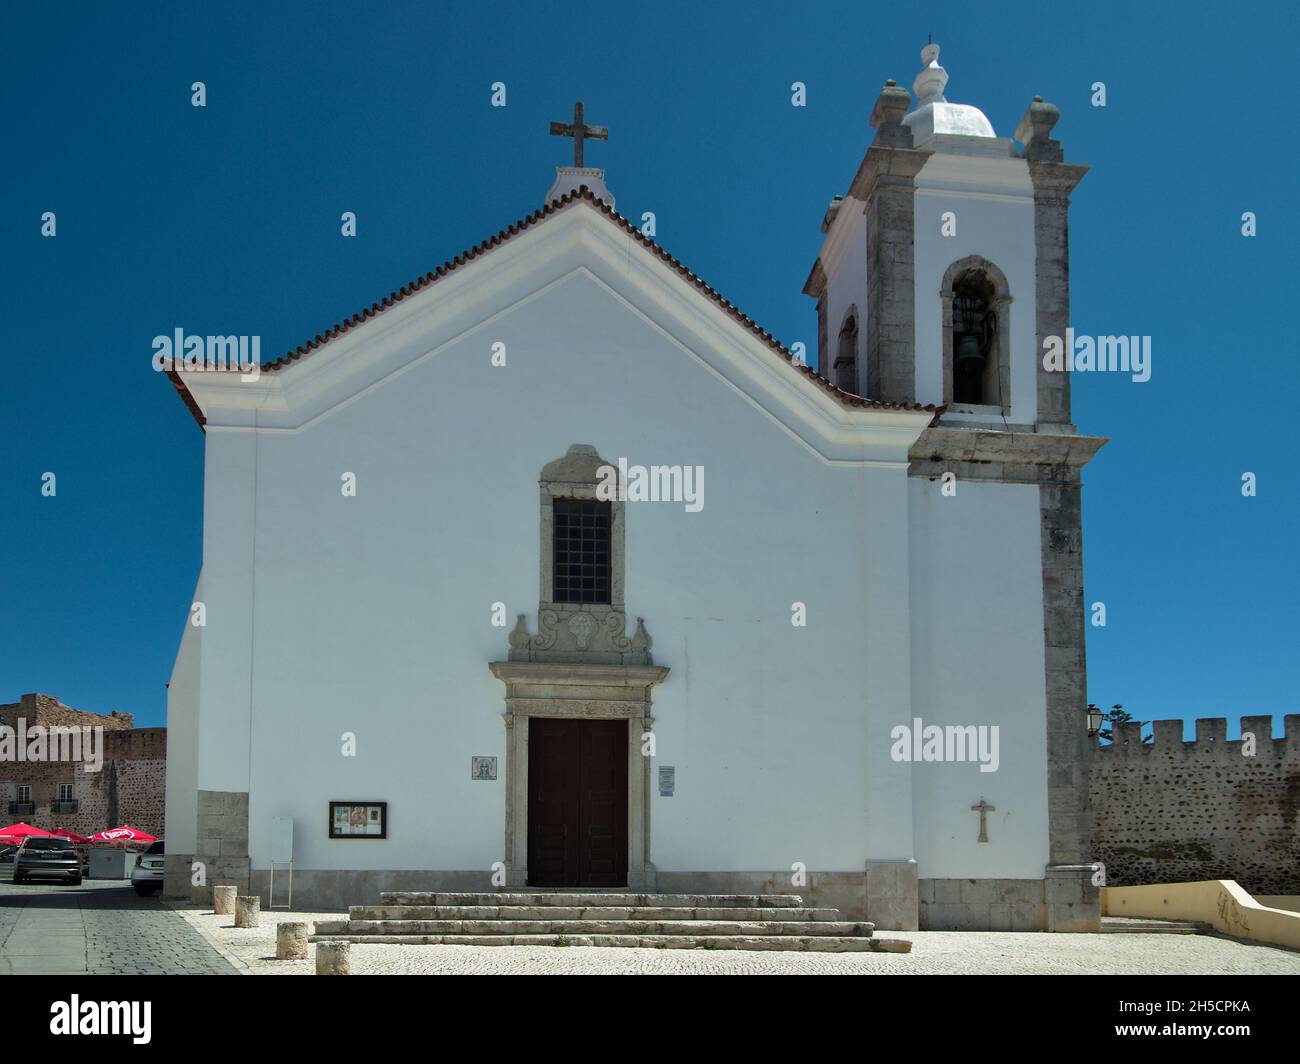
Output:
527 718 628 887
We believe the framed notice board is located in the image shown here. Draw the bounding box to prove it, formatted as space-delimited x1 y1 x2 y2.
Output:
328 801 388 839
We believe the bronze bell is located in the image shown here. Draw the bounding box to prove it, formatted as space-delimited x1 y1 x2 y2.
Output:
954 331 986 373
953 289 992 403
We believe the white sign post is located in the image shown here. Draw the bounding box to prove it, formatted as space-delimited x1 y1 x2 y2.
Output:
269 817 294 909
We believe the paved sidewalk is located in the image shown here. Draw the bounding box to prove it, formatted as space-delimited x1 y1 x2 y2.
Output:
172 904 1300 975
0 880 237 975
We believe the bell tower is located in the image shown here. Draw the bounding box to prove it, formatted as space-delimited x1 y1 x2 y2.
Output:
803 41 1085 431
804 41 1108 933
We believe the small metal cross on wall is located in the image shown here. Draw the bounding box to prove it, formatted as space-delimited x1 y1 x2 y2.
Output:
971 797 996 843
549 100 608 168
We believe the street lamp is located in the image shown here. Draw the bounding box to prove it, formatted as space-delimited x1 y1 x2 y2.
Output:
1087 704 1104 737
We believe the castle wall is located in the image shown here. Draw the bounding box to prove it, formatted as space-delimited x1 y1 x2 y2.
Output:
1091 716 1300 894
0 693 166 840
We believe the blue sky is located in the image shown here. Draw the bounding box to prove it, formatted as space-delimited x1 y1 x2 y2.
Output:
1 1 1295 732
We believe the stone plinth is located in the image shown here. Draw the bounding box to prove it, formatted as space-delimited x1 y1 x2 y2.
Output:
276 921 309 959
316 940 350 975
234 895 261 928
212 884 237 915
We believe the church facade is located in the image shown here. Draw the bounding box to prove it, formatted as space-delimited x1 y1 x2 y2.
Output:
163 43 1104 931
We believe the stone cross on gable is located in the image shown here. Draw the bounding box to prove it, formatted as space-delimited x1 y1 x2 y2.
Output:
549 101 608 168
971 797 995 843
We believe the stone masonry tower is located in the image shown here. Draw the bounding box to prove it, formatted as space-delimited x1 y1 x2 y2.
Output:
804 42 1108 930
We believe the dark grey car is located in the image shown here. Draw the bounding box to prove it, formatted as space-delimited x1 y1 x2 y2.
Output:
12 836 83 885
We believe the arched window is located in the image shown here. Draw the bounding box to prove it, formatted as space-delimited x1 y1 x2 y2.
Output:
834 309 859 393
940 256 1011 413
952 270 996 405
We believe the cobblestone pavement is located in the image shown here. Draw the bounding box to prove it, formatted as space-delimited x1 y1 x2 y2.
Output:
173 905 1300 975
0 880 237 975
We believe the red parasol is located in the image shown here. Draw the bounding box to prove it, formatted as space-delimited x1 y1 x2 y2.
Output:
0 822 54 844
49 828 93 845
90 826 157 846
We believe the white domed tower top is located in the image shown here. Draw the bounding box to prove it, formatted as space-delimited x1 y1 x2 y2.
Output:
903 42 996 143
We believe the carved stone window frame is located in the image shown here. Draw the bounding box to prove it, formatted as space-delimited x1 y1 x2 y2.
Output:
539 443 625 611
511 445 652 667
940 255 1012 416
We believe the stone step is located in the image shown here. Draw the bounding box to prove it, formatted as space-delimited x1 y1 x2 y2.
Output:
1100 916 1209 934
349 905 842 922
308 932 911 953
378 892 807 908
327 918 875 937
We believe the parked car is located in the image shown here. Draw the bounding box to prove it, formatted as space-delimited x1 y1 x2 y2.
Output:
130 840 164 895
0 844 16 865
12 836 82 885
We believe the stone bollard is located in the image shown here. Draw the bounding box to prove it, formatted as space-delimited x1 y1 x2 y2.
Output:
212 885 238 916
316 941 351 975
234 895 261 928
277 921 309 960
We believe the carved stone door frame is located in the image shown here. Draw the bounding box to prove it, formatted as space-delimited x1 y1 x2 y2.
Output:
488 661 669 889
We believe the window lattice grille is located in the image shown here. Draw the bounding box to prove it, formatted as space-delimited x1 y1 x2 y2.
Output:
552 498 611 604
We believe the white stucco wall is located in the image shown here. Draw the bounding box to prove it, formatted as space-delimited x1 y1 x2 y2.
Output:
164 575 202 853
223 272 905 875
173 202 1052 885
195 434 256 795
819 201 869 393
911 151 1038 422
907 476 1050 877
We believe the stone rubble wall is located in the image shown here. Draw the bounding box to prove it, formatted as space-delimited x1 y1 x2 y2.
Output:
0 693 165 839
111 759 167 839
1092 716 1300 895
0 693 134 731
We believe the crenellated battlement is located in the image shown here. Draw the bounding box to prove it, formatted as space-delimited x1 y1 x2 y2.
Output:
1096 714 1300 758
1092 713 1300 895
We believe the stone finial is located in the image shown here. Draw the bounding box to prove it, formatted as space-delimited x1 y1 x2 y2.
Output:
508 615 531 651
871 81 912 130
631 617 652 654
1016 96 1064 161
870 81 915 148
912 42 948 106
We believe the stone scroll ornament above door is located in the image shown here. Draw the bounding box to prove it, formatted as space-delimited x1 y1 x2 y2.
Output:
508 444 655 666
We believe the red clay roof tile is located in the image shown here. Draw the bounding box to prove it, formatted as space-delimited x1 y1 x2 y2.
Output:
168 187 940 430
